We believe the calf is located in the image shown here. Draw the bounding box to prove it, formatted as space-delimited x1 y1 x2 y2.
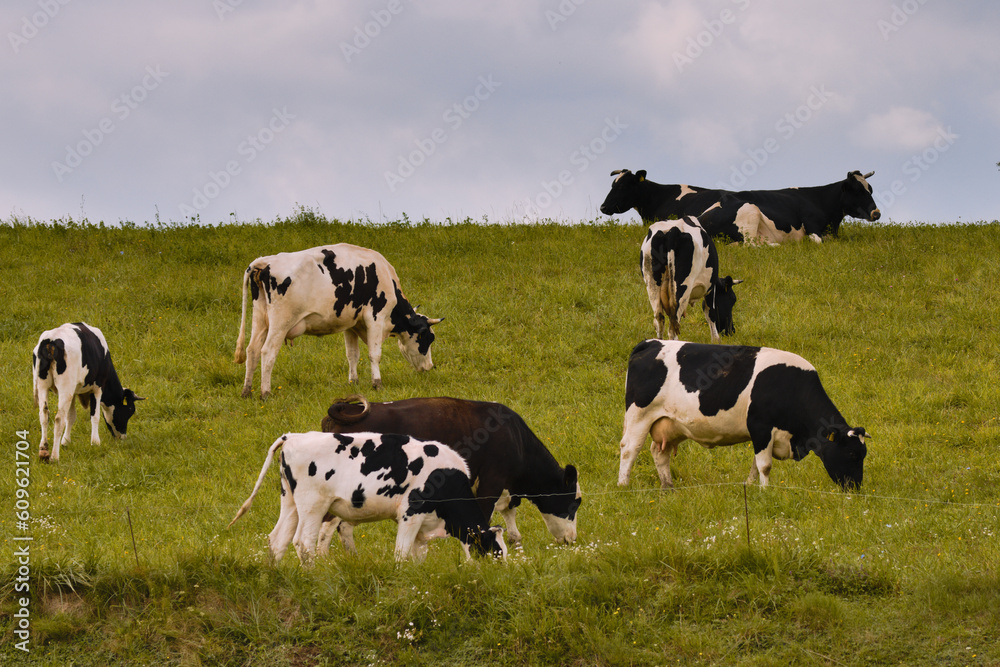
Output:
619 340 868 490
641 217 740 342
228 431 507 564
234 243 441 397
32 322 143 462
320 395 581 548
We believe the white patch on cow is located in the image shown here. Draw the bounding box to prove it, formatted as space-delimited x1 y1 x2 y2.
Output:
493 489 520 544
852 172 873 193
736 204 807 245
675 184 696 200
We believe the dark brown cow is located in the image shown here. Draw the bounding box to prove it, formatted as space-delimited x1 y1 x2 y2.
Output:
320 395 581 548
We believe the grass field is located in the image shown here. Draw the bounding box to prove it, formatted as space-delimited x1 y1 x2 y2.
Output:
1 213 999 666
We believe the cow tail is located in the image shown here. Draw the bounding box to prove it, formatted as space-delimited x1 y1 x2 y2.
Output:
233 267 251 364
664 258 680 338
227 435 286 528
327 394 370 425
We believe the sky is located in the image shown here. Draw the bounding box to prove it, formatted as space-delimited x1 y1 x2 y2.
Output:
2 0 998 226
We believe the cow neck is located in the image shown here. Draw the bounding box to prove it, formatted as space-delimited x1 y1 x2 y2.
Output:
636 181 684 221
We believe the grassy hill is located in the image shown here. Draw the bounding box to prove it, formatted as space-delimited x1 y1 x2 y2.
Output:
1 214 998 665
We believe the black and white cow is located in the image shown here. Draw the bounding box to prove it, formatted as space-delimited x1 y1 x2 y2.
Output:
641 217 741 343
618 339 868 490
600 169 725 221
698 171 881 243
228 431 507 564
320 395 581 547
32 322 143 462
233 243 441 397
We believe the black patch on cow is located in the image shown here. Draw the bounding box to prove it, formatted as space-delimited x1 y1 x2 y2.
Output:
677 343 758 416
408 457 424 476
321 250 388 320
349 446 360 459
351 484 366 508
625 340 668 410
389 283 435 354
656 226 694 303
308 461 317 477
333 433 353 454
275 276 292 296
248 266 261 301
280 451 297 494
325 468 336 481
357 437 411 491
404 468 498 557
73 323 110 389
423 444 439 458
34 338 67 379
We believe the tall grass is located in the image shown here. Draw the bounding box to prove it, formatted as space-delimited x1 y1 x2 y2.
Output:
1 214 998 665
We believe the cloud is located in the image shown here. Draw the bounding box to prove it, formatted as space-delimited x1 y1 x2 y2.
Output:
850 107 948 152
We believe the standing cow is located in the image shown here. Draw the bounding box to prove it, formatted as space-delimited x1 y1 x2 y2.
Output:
32 322 143 462
228 431 507 564
234 243 441 397
320 395 581 548
641 217 740 342
619 339 868 490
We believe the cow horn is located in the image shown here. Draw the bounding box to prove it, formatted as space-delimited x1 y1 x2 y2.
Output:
610 169 625 176
426 317 444 325
863 171 875 179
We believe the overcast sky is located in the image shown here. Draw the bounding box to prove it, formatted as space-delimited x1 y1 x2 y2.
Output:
3 0 998 225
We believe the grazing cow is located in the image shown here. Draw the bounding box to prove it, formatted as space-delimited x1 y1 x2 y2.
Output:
640 217 741 342
698 171 881 243
600 169 725 221
320 395 581 548
618 339 868 490
32 322 143 462
228 431 507 564
233 243 441 397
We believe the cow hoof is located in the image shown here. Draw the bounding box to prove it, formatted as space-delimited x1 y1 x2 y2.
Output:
38 449 51 461
241 387 252 398
260 391 271 401
371 380 382 390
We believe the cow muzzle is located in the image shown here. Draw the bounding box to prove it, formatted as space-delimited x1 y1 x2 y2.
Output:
870 208 881 221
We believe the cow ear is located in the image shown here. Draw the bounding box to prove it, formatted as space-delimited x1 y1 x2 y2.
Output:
826 431 837 442
637 170 647 181
564 464 578 487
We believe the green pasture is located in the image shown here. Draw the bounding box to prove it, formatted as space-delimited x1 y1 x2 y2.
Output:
1 213 998 665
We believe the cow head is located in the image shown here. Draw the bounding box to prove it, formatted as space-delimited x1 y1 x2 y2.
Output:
534 465 582 544
103 389 145 439
815 426 868 490
396 313 441 372
843 171 881 222
707 276 742 337
463 526 507 559
600 169 647 216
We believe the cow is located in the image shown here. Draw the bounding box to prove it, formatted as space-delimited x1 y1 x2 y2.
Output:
32 322 143 462
640 217 741 343
233 243 441 398
618 339 868 491
228 431 507 564
599 169 725 222
320 395 581 549
697 171 881 243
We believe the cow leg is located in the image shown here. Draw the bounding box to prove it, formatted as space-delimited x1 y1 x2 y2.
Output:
746 420 774 488
51 392 76 462
268 478 298 561
338 521 357 553
343 329 361 385
703 301 721 343
37 389 52 459
619 408 660 486
367 335 383 390
88 388 103 446
493 490 522 545
258 325 292 400
649 437 681 489
291 503 327 567
318 516 355 555
393 516 424 561
241 303 269 398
